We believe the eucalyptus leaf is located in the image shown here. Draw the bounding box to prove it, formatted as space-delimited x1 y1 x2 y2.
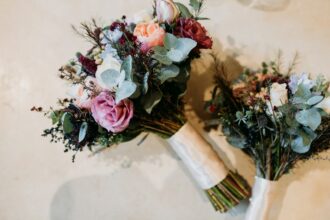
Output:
306 95 323 105
116 81 137 103
175 2 193 18
99 69 125 90
189 0 201 11
164 34 178 50
226 136 246 149
78 122 88 143
141 90 163 114
291 136 309 153
142 72 150 94
291 128 316 153
61 112 74 134
121 55 133 81
295 108 321 130
158 64 180 84
167 49 185 62
295 83 312 99
175 38 197 57
152 46 172 65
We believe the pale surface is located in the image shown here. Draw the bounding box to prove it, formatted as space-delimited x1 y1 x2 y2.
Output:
0 0 330 220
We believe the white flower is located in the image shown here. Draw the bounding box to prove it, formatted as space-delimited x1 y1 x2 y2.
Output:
289 73 315 94
269 83 288 107
156 0 179 23
95 54 124 91
127 10 153 25
315 97 330 114
67 76 98 109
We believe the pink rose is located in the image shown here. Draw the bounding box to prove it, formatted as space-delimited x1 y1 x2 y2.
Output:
91 92 134 133
133 22 166 52
156 0 179 23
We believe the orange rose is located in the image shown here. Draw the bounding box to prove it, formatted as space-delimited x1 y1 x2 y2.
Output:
133 22 165 52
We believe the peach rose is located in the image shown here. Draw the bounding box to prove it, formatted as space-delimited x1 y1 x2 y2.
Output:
133 22 165 52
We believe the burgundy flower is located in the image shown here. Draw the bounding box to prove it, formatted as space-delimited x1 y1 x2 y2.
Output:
77 54 97 75
174 18 213 50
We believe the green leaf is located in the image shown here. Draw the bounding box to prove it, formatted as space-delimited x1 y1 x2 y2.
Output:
158 64 180 84
295 83 312 99
121 55 133 81
50 111 60 125
175 2 193 18
78 122 88 143
152 46 172 65
195 17 210 20
295 108 321 130
141 90 163 114
116 81 137 103
61 112 74 134
164 34 177 50
306 95 323 105
176 38 197 55
167 49 185 62
142 72 149 94
99 69 125 89
190 0 201 11
291 128 316 153
226 136 246 149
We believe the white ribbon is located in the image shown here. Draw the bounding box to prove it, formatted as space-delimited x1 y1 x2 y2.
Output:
167 122 228 189
245 177 277 220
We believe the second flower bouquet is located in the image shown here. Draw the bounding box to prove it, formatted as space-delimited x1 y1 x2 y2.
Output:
33 0 250 212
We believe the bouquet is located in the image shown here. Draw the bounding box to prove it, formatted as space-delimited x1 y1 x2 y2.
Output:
205 54 330 219
32 0 250 213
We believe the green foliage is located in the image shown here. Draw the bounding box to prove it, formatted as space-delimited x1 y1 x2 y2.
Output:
158 64 180 84
306 96 323 106
78 122 88 143
175 2 193 18
61 112 74 134
295 108 321 131
141 90 163 114
115 81 137 103
291 128 317 153
153 34 197 64
121 55 133 81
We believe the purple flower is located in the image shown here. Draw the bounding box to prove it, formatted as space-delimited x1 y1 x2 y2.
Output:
91 92 134 133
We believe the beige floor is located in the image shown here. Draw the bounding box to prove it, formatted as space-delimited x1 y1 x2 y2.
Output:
1 0 330 219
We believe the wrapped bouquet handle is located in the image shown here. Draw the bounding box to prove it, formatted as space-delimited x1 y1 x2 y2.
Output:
245 177 277 220
168 122 250 212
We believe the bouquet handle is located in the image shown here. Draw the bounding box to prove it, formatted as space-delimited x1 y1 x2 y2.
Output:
167 122 228 189
245 177 276 220
168 122 251 212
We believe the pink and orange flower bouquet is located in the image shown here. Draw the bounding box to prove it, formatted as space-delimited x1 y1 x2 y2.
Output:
33 0 250 212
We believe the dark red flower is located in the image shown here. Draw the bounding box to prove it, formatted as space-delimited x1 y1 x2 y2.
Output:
77 54 97 75
209 104 216 113
174 18 213 50
110 21 125 31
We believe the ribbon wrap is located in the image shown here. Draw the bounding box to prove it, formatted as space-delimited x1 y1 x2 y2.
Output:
167 122 228 189
245 176 277 220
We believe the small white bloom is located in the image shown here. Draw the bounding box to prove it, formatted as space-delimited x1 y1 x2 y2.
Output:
289 73 315 94
67 76 98 109
315 97 330 114
270 83 288 107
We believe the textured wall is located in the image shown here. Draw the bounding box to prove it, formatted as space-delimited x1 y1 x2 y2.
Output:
0 0 330 219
